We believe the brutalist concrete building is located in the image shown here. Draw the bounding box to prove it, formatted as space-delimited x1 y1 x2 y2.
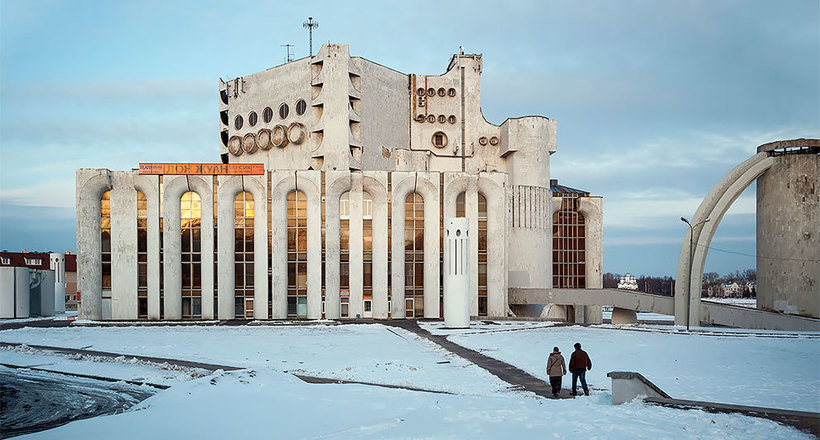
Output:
75 44 602 321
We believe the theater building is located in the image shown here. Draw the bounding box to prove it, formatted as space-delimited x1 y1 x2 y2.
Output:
75 44 602 321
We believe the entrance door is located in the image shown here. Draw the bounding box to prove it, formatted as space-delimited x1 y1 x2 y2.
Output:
405 298 414 318
363 299 373 318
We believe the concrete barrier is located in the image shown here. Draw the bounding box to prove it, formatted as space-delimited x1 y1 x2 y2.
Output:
606 371 670 405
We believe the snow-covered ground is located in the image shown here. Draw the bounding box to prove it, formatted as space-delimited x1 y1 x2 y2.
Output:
703 298 758 308
1 322 817 439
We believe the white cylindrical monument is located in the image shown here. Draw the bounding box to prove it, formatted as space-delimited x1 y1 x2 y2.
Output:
50 253 66 314
444 218 470 329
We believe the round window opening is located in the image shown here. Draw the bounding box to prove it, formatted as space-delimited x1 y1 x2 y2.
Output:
427 88 435 97
437 87 446 97
427 115 436 123
248 111 258 127
417 88 426 96
279 103 289 119
448 88 456 97
432 131 448 149
437 115 446 124
448 115 457 124
263 107 273 123
234 115 244 130
295 99 307 116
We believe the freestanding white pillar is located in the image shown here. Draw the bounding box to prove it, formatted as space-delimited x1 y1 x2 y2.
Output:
444 218 470 329
50 253 66 314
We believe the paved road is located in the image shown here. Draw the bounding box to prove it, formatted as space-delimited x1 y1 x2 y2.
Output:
0 367 155 438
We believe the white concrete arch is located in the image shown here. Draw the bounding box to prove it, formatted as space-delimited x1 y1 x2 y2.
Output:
162 175 214 320
325 171 352 319
271 171 322 319
109 172 138 320
133 175 161 320
675 152 775 326
76 170 113 320
577 197 604 324
362 173 389 318
217 175 268 320
391 172 440 318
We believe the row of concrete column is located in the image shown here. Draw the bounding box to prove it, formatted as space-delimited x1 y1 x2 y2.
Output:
77 169 509 321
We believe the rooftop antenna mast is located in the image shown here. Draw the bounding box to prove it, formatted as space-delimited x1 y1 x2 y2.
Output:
281 43 294 63
302 16 319 57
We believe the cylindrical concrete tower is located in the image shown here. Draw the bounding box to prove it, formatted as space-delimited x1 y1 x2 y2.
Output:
756 140 819 317
444 218 470 328
50 253 66 314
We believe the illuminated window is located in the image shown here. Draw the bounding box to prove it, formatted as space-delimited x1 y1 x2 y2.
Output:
404 193 424 318
287 191 307 317
234 191 254 319
340 192 350 317
477 194 488 315
101 191 111 296
180 191 202 319
137 191 148 318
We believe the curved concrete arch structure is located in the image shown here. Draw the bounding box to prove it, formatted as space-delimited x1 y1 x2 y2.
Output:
324 172 352 319
391 172 440 318
362 173 389 318
271 171 322 319
163 175 214 320
76 170 112 320
675 152 775 326
216 175 268 320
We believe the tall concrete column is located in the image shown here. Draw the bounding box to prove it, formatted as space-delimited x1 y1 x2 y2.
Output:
135 175 161 320
271 171 289 319
349 173 364 318
76 170 111 321
304 172 323 319
390 172 412 319
479 175 508 318
363 173 388 319
110 173 138 320
579 197 603 324
421 173 441 318
217 177 240 320
250 175 269 320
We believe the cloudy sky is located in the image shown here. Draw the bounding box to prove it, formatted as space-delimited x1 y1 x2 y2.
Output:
1 0 817 276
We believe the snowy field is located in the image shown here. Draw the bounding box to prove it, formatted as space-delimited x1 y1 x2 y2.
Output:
1 322 817 439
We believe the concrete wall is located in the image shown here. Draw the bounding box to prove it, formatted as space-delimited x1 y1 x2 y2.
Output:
0 267 30 318
757 152 819 317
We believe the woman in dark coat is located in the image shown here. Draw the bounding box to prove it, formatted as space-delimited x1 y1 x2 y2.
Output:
546 346 567 397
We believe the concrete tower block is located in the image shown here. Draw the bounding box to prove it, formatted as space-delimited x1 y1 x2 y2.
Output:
757 151 819 317
444 218 470 328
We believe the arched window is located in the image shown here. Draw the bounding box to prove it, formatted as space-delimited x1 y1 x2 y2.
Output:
553 197 586 288
362 192 373 316
137 191 148 318
181 191 202 318
234 191 254 319
287 191 307 317
101 191 112 294
404 193 424 318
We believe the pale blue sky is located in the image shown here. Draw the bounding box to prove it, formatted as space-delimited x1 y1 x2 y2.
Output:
1 0 818 276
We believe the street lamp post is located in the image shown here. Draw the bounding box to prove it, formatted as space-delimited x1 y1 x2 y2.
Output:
681 216 710 331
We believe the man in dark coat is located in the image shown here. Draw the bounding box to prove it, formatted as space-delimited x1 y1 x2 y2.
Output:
568 342 592 396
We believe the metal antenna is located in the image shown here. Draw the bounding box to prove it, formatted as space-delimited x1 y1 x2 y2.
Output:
281 43 294 63
302 16 319 57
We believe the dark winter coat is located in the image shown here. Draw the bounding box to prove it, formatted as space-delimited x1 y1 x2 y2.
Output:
569 348 592 371
546 352 566 377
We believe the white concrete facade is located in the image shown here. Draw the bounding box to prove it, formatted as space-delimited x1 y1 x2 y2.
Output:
76 44 603 321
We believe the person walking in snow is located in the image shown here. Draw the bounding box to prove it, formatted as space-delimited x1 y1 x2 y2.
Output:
569 342 592 396
546 346 566 397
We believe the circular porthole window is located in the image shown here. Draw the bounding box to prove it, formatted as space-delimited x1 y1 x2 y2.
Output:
427 114 435 123
227 136 243 156
295 99 307 116
437 115 446 124
437 87 446 97
448 88 456 97
417 88 426 96
279 103 289 119
448 115 457 124
263 107 273 123
234 115 243 130
243 133 258 153
427 88 435 97
248 111 258 127
489 136 499 146
479 136 488 146
416 115 426 123
432 131 448 149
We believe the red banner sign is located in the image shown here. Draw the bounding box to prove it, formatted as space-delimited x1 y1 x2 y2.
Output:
138 163 264 175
